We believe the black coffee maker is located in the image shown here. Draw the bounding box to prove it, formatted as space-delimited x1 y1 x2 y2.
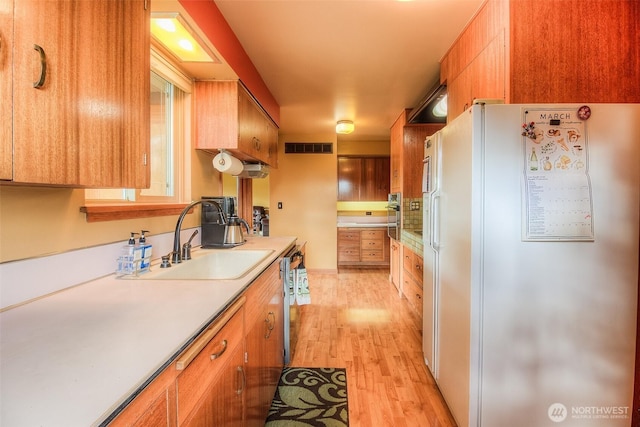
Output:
201 196 237 247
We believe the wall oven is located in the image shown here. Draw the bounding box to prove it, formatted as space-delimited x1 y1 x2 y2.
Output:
386 192 401 240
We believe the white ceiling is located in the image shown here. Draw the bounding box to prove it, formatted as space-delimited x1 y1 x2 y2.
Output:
159 0 484 142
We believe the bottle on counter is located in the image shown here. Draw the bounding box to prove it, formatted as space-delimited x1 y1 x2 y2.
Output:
137 230 152 273
116 232 139 276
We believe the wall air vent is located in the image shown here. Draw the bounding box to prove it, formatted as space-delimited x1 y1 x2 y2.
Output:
284 142 333 154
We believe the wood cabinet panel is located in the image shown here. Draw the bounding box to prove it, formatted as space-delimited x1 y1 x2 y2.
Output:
390 239 401 292
402 246 423 316
442 0 640 122
10 0 149 187
338 156 389 201
390 110 443 199
509 0 640 103
389 111 406 194
182 344 245 427
363 157 390 201
177 305 244 426
0 0 12 180
109 366 177 427
195 80 278 167
244 261 283 427
337 157 362 201
338 228 389 266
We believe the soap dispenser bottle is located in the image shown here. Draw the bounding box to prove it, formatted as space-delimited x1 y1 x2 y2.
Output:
138 230 152 273
116 232 139 276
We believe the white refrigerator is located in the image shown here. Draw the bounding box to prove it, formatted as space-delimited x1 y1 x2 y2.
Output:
422 103 639 427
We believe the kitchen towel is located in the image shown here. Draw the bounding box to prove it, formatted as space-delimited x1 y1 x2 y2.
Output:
295 262 311 305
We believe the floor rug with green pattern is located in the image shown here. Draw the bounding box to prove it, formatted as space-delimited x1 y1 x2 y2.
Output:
265 367 348 426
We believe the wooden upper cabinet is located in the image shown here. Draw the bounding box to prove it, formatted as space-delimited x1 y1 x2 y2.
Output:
389 109 443 199
195 80 279 168
363 157 390 201
9 0 150 187
337 156 389 201
441 0 640 121
389 111 405 194
0 0 13 180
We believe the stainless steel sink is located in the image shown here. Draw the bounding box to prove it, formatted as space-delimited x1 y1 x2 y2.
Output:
137 249 274 280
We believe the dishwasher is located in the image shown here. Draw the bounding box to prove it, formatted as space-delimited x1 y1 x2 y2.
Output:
280 242 305 365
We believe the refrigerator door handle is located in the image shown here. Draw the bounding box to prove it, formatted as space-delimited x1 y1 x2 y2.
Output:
431 193 441 251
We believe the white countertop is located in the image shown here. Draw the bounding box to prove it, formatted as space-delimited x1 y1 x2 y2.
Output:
337 222 391 228
0 236 296 427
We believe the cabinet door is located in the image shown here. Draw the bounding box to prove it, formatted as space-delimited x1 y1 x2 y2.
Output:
177 306 245 426
337 157 362 201
389 112 406 194
183 344 245 427
390 240 401 292
120 0 151 188
0 0 12 180
362 157 390 201
264 115 279 168
12 0 149 187
238 86 261 160
245 261 283 426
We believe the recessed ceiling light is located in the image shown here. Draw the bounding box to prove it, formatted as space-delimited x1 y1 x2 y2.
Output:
150 13 220 63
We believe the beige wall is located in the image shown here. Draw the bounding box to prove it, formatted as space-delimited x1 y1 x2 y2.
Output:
269 133 338 272
337 139 390 156
0 147 223 263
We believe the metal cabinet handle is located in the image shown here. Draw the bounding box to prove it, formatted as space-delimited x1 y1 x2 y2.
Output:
236 365 246 395
264 311 275 339
210 339 228 360
33 44 47 88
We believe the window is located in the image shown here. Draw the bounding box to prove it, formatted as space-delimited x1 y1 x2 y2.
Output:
85 49 190 205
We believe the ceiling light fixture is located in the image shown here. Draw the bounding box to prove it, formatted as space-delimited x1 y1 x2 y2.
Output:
150 12 220 63
336 120 355 134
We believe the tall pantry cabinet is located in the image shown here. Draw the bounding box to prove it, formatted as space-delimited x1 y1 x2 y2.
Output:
2 0 150 187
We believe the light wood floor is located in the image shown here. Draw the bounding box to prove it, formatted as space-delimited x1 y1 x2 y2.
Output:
290 267 457 427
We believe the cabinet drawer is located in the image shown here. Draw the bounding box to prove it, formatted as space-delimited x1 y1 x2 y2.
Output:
403 277 423 315
361 249 383 261
413 255 424 285
176 302 244 424
360 229 384 240
338 248 361 262
361 239 383 250
403 250 414 273
338 229 360 243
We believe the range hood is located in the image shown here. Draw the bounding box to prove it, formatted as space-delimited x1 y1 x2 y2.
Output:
407 84 447 124
238 163 269 179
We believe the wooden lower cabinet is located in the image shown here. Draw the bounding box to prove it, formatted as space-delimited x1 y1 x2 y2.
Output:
244 261 284 426
109 259 285 427
390 239 401 292
402 246 424 318
108 366 176 427
177 302 245 426
338 228 390 267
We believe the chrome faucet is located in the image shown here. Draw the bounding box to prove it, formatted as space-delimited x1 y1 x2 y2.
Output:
172 200 226 264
